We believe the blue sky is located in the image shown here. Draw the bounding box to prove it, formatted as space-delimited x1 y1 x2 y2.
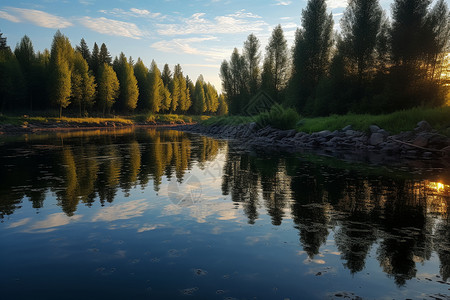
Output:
0 0 393 90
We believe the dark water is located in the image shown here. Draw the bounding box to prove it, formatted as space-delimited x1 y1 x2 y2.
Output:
0 128 449 299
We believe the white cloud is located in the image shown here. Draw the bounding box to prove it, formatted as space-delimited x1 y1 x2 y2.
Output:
151 37 229 61
92 199 150 222
99 8 161 19
157 10 267 36
80 17 145 39
275 0 292 5
327 0 348 9
0 10 21 23
7 7 73 28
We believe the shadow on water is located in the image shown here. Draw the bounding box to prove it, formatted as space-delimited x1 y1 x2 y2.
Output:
0 128 449 290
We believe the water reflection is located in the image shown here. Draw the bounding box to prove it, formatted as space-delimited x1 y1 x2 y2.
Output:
221 151 450 286
0 128 449 289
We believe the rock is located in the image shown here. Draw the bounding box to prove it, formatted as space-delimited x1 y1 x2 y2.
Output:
285 129 297 138
342 125 353 131
423 152 433 159
377 129 390 137
369 133 385 146
345 130 358 136
413 134 429 148
442 146 450 156
415 120 432 132
294 132 307 140
369 125 380 133
316 130 333 139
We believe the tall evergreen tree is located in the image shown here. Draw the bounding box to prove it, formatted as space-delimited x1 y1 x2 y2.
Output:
220 48 249 114
291 0 333 111
0 30 10 51
90 42 100 75
193 76 206 115
148 60 165 113
217 94 228 115
76 38 91 62
49 30 74 118
243 33 261 96
340 0 384 83
161 63 172 87
262 25 289 102
389 0 447 108
113 52 139 112
134 58 150 111
14 35 35 110
97 63 119 115
71 51 96 115
99 43 112 66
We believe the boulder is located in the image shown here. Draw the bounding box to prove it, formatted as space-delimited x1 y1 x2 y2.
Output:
342 125 353 131
369 125 380 133
369 133 385 146
415 120 432 132
412 134 429 148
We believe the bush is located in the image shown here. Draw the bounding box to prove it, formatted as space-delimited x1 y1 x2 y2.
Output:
255 105 301 130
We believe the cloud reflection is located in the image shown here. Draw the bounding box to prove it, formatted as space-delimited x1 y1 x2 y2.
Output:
92 199 150 222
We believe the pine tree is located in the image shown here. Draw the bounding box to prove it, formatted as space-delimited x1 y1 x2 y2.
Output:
71 51 96 115
291 0 333 111
134 58 150 111
113 52 139 112
0 30 10 51
340 0 384 83
262 25 289 102
90 42 99 75
148 60 164 113
76 38 91 62
49 30 74 118
193 77 206 114
14 35 35 110
243 33 261 96
97 63 119 115
217 94 228 115
162 63 172 87
99 43 112 65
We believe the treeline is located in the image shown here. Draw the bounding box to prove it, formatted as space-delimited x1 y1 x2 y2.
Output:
0 31 228 117
221 0 450 116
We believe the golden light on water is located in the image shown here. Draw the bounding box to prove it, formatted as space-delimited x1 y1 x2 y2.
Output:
428 181 449 192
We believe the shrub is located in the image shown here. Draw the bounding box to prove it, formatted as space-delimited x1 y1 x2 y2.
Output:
255 105 301 130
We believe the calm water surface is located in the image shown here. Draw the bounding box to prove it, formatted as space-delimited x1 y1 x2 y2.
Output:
0 128 449 299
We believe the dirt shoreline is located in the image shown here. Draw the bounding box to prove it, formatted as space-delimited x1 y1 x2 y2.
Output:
0 122 195 135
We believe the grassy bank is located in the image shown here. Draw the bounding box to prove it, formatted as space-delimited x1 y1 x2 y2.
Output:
0 115 133 126
0 113 211 129
202 106 450 136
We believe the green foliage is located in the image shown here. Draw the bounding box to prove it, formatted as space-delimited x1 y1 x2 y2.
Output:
262 25 289 102
148 60 164 113
114 52 139 112
297 107 450 135
97 63 119 115
290 0 334 111
255 105 301 130
133 58 150 111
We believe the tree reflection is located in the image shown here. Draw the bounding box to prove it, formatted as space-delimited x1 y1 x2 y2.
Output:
1 130 449 287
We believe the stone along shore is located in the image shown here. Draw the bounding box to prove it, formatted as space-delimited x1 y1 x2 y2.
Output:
174 121 450 162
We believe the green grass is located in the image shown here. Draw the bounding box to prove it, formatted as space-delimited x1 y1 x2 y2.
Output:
0 115 133 126
297 106 450 135
132 113 208 124
203 106 450 136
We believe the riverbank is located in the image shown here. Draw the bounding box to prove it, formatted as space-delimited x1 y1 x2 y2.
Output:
0 115 199 134
174 121 450 164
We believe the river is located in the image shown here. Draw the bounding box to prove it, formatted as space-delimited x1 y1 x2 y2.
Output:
0 128 449 299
